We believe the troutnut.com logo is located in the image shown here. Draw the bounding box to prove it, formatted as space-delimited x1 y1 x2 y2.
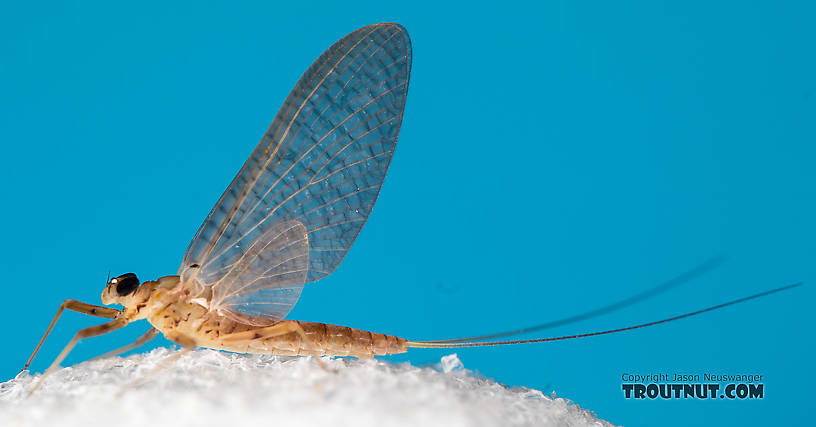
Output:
621 373 764 400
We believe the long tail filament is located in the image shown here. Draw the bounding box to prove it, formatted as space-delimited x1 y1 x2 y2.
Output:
406 282 801 349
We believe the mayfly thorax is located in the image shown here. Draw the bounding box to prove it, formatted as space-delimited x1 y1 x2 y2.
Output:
20 22 801 396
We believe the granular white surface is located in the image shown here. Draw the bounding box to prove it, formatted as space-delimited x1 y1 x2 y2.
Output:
1 349 612 427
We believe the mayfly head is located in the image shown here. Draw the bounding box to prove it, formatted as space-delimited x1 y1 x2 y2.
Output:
101 272 141 305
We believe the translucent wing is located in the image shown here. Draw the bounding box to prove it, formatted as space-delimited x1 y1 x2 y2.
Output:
180 23 411 322
207 220 309 323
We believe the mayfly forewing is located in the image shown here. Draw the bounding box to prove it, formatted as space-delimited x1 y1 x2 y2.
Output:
179 23 412 322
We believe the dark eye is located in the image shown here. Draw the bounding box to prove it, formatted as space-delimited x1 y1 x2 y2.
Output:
114 273 140 296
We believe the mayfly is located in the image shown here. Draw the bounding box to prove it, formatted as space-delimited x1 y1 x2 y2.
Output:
22 23 800 394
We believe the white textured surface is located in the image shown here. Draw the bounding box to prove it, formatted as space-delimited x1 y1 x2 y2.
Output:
1 349 611 427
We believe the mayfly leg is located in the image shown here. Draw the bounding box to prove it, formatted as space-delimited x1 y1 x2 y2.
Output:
119 331 196 395
21 299 121 374
91 327 160 361
221 320 332 369
27 317 129 396
121 347 193 391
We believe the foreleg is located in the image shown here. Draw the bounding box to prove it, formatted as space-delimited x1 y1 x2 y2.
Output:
27 318 129 396
21 299 120 374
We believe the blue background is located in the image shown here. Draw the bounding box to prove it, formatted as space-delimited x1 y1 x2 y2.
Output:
1 1 813 425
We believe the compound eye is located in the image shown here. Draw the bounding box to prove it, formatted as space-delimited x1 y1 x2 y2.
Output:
114 273 140 296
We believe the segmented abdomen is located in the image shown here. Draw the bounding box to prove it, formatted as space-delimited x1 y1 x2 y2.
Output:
301 321 407 357
242 321 407 357
186 317 407 357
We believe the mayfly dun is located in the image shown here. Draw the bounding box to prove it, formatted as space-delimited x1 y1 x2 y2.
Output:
21 22 801 394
